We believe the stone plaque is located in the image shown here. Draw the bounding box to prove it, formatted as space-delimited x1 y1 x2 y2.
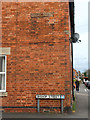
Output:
31 12 54 18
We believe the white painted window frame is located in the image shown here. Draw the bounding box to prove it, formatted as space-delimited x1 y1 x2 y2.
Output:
0 55 6 92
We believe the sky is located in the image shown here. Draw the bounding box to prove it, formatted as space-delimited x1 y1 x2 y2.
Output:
73 0 89 73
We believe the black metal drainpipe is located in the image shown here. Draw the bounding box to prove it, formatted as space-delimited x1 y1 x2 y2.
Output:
72 39 75 101
69 2 75 101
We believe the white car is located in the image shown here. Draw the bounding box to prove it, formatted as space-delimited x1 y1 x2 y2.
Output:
85 80 89 86
83 79 86 84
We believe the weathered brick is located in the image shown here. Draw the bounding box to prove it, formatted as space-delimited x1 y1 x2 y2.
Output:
1 2 72 113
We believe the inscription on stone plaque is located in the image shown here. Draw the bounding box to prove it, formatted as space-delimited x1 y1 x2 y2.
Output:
31 12 54 18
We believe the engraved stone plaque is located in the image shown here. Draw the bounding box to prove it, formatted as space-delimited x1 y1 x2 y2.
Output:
31 12 54 18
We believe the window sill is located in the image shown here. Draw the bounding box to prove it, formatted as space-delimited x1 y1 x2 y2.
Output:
0 92 8 97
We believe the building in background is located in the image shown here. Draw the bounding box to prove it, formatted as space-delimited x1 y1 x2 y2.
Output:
0 2 74 113
73 68 78 79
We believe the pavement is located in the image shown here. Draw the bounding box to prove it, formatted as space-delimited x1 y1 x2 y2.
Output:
1 83 89 119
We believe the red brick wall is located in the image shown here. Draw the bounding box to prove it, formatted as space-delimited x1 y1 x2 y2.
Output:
1 2 72 112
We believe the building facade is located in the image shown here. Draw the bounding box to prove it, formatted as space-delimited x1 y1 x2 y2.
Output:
73 68 78 79
0 2 74 112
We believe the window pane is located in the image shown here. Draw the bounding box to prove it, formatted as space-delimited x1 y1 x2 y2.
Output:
0 57 2 72
0 56 5 72
0 74 5 90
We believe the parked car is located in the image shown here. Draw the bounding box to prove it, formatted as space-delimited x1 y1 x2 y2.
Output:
84 77 88 80
85 80 89 87
87 81 90 89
